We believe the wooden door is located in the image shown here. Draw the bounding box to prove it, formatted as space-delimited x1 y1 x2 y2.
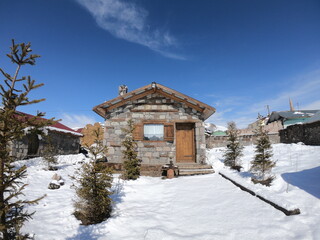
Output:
176 123 195 163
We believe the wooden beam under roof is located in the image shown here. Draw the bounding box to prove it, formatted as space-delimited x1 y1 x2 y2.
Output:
92 82 216 120
106 87 155 112
157 88 204 113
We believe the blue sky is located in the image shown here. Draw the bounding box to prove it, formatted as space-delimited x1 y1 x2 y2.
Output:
1 0 320 128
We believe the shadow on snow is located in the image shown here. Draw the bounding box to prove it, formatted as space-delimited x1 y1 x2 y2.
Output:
65 224 106 240
282 166 320 199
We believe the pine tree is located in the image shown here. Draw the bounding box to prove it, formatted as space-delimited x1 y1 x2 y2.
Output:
73 127 113 225
0 40 52 239
250 119 275 185
223 121 243 171
121 119 141 180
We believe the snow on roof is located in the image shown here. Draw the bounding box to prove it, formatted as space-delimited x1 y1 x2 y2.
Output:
267 110 320 124
304 111 320 124
17 112 83 137
47 126 83 136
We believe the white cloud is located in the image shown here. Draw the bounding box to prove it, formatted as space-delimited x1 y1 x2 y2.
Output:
301 100 320 110
206 68 320 129
206 108 232 128
76 0 186 60
248 69 320 114
60 113 97 129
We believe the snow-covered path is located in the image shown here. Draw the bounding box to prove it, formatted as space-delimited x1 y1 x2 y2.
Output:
70 174 317 240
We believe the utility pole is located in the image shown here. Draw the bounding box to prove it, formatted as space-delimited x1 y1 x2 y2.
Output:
266 105 270 116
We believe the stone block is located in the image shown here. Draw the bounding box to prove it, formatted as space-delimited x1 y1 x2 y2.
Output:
161 105 167 110
195 128 200 136
179 108 185 113
132 113 141 118
156 147 163 151
159 157 169 163
115 130 122 135
146 115 155 120
152 152 160 157
108 148 115 154
163 147 171 152
145 152 152 157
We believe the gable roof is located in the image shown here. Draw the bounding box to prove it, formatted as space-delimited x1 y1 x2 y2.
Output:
18 112 83 136
267 110 319 124
304 110 320 124
93 83 216 120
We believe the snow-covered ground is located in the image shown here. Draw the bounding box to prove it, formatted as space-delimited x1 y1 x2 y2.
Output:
18 143 320 239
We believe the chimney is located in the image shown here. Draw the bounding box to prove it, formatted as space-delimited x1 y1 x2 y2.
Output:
118 85 128 96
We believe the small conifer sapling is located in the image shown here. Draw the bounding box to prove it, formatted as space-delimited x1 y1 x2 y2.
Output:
223 121 243 171
73 127 113 225
121 119 141 180
250 118 275 186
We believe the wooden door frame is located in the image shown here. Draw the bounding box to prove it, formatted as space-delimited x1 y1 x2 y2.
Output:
175 122 196 163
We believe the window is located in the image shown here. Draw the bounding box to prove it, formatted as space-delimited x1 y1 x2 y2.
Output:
133 122 174 142
143 124 164 141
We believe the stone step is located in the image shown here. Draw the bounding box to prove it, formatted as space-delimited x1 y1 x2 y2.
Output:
178 168 215 176
176 164 213 169
140 170 162 177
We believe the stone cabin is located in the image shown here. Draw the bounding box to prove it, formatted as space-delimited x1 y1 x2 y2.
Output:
93 83 216 167
11 112 83 159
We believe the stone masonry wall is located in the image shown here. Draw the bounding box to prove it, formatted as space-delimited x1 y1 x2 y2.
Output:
206 133 280 148
279 121 320 145
104 93 206 165
11 131 80 159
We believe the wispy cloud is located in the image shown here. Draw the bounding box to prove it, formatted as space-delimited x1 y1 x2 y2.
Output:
76 0 186 60
206 68 320 128
60 113 97 129
206 108 233 128
247 69 320 114
301 100 320 110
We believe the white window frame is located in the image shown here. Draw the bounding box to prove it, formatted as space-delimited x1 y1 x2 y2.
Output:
143 124 164 141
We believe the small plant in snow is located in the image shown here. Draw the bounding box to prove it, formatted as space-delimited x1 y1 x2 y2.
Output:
250 118 275 186
121 119 141 180
72 127 113 225
223 121 243 171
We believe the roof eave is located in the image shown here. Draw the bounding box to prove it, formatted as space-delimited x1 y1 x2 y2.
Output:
92 83 216 119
